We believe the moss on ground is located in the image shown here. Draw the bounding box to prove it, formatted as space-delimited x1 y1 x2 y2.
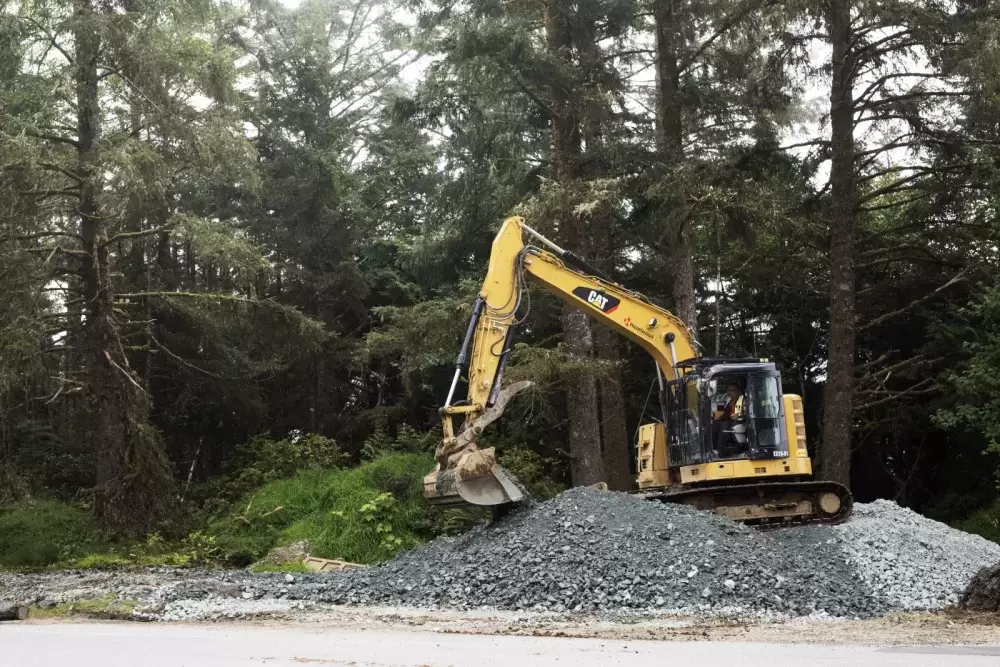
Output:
30 596 141 620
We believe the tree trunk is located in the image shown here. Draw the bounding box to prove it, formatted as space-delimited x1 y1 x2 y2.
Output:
821 0 856 488
576 19 630 489
594 325 632 490
545 0 604 486
654 0 698 333
74 0 170 534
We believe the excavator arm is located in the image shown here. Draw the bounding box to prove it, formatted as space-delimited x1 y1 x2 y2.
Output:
425 216 698 508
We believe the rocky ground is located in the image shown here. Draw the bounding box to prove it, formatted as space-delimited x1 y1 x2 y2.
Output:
2 488 999 626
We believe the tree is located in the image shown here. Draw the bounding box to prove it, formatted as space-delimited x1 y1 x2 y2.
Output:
0 0 321 531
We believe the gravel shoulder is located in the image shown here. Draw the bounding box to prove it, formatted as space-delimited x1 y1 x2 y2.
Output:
15 604 1000 647
3 490 999 635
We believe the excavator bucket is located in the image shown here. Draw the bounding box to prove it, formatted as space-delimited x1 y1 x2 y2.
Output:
425 380 534 509
423 447 525 508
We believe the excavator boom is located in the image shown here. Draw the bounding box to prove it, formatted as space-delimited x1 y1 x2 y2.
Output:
425 216 695 508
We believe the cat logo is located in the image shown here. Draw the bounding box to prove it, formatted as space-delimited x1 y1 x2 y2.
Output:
571 286 620 314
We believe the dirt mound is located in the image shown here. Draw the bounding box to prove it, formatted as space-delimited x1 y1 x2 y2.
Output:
960 563 1000 612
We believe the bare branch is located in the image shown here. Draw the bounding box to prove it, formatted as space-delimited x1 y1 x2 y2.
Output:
855 378 936 411
859 270 967 331
102 223 177 247
103 349 145 394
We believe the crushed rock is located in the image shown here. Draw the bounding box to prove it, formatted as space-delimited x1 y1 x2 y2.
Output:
829 499 1000 610
2 489 998 622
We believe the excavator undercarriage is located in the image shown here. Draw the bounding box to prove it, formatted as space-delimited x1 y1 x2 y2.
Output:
639 480 854 527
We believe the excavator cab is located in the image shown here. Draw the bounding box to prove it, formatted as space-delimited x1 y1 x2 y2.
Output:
665 359 791 467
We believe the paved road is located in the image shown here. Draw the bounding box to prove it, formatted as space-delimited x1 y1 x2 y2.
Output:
3 623 1000 666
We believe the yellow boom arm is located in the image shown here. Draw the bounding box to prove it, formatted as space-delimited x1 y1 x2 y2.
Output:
425 216 698 508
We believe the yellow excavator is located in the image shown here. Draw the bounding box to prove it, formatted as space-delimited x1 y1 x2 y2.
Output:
424 216 852 525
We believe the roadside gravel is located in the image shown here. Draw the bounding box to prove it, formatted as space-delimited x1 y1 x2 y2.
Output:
2 489 997 622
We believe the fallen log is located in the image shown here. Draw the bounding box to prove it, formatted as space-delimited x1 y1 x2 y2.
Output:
0 604 29 621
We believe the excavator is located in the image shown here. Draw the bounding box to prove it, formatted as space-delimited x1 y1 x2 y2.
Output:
423 216 852 526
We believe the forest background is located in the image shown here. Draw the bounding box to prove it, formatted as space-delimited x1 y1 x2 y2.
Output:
3 0 1000 569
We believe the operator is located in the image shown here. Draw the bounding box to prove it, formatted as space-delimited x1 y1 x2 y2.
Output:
713 382 746 457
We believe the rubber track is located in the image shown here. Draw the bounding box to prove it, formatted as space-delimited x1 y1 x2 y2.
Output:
636 480 854 529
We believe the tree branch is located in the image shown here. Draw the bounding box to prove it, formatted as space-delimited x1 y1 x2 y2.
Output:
678 0 778 74
38 162 83 184
149 334 225 381
102 223 176 247
855 378 936 411
858 271 967 331
24 128 79 148
103 349 145 394
510 74 559 120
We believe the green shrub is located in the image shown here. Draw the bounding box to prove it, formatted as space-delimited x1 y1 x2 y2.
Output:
955 500 1000 544
223 432 347 499
360 420 436 460
207 453 459 565
498 446 566 500
0 500 109 569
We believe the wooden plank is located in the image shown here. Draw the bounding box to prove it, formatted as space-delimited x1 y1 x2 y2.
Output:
301 556 364 572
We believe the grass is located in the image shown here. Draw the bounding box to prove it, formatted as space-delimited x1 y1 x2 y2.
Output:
0 452 478 572
248 561 313 573
30 596 140 620
955 500 1000 544
207 452 444 565
0 500 111 569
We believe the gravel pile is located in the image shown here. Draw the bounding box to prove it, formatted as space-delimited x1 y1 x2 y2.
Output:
2 489 998 622
830 500 1000 610
303 488 1000 619
301 488 877 619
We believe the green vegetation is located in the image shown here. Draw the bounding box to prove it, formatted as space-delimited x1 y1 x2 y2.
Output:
30 596 140 620
0 450 476 571
248 561 313 574
207 452 450 565
955 501 1000 546
0 501 109 569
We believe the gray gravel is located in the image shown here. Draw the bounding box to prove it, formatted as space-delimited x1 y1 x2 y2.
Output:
830 499 1000 610
311 488 876 619
2 489 997 622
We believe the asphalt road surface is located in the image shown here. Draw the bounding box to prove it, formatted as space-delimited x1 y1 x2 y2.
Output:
4 623 1000 666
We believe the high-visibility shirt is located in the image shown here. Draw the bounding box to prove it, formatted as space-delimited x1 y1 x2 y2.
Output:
725 395 744 419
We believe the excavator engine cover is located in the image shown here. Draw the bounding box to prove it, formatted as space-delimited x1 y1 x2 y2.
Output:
423 447 525 507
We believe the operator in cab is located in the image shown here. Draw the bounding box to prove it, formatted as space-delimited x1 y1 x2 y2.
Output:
713 382 747 457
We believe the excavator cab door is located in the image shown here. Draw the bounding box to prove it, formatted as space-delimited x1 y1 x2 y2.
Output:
743 374 790 459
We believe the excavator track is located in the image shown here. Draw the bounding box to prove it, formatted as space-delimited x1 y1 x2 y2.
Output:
636 480 854 528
